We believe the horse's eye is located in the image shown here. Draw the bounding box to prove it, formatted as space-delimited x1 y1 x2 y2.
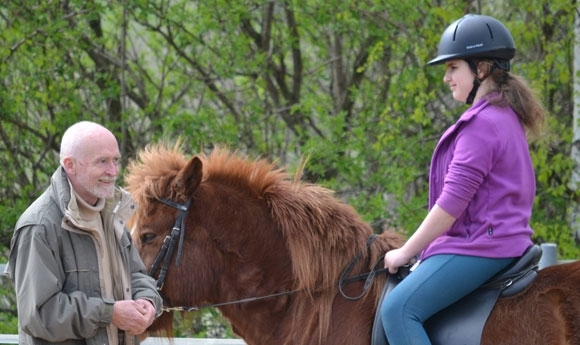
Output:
141 233 157 244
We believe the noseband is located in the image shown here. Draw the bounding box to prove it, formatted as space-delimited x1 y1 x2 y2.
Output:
147 198 192 290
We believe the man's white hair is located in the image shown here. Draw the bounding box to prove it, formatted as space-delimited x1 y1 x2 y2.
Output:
59 121 111 166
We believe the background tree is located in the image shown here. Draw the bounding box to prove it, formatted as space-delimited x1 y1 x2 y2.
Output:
1 0 578 337
570 2 580 242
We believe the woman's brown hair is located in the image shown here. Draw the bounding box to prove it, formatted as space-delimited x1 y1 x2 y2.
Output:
479 60 546 140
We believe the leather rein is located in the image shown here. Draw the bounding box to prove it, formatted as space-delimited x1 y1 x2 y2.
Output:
147 197 386 312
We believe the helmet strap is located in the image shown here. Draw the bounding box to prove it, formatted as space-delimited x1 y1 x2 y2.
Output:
465 59 481 105
466 79 480 105
464 58 510 105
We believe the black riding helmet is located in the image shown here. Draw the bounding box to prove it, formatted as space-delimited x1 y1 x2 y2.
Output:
428 14 516 104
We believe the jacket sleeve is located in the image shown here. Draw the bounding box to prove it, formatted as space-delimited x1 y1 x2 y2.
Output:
437 115 500 218
127 238 163 317
8 224 114 342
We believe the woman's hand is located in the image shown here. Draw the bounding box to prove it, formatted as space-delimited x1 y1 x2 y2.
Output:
384 247 415 274
383 205 457 274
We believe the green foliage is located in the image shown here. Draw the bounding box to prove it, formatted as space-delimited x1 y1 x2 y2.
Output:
0 277 17 334
1 0 579 338
171 310 236 339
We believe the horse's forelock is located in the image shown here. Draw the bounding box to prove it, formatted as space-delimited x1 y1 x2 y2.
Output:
125 144 189 205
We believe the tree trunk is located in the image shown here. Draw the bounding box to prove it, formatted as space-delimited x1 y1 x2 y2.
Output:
569 3 580 243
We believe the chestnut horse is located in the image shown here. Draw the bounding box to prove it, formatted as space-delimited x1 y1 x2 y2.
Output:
125 144 580 345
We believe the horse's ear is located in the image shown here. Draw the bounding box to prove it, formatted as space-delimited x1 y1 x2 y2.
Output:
174 156 203 197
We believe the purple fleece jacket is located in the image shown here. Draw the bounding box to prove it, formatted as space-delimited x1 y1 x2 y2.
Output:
421 95 534 260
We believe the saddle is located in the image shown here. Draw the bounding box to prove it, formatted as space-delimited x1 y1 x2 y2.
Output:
371 245 543 345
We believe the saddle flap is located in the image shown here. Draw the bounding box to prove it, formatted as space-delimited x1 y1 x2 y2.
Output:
371 268 409 345
370 246 542 345
423 288 500 345
372 277 500 345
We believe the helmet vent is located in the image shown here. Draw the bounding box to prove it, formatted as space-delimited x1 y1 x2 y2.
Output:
452 17 465 41
486 23 494 39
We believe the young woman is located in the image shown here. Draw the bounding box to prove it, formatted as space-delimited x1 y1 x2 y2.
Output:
380 14 546 345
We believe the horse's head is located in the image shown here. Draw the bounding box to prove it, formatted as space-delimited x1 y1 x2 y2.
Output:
125 144 195 264
124 144 205 334
124 145 295 335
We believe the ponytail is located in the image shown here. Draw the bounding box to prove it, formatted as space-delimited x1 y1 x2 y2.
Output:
487 69 546 140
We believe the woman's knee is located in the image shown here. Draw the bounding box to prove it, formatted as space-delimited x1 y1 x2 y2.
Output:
380 294 405 326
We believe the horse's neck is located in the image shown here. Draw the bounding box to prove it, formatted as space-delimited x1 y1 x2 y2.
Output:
214 234 295 342
219 295 295 344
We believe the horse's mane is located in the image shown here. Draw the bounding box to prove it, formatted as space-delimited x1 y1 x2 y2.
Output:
125 143 294 210
125 144 387 343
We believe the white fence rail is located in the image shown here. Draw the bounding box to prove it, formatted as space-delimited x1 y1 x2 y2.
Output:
0 334 17 344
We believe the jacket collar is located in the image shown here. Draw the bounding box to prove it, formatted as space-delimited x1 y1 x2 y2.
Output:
51 166 137 234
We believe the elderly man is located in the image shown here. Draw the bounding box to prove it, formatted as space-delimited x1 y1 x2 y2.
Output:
7 121 162 345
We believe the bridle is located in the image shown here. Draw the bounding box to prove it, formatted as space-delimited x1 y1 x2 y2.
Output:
147 197 191 291
146 196 302 312
146 197 387 312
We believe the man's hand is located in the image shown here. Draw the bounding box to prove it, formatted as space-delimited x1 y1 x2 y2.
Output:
135 299 156 326
112 299 156 335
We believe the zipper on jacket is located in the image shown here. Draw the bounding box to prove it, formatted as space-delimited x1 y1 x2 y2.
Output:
113 200 121 214
463 206 472 239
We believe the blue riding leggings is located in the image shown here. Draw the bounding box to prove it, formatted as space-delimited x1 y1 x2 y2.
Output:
380 254 515 345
